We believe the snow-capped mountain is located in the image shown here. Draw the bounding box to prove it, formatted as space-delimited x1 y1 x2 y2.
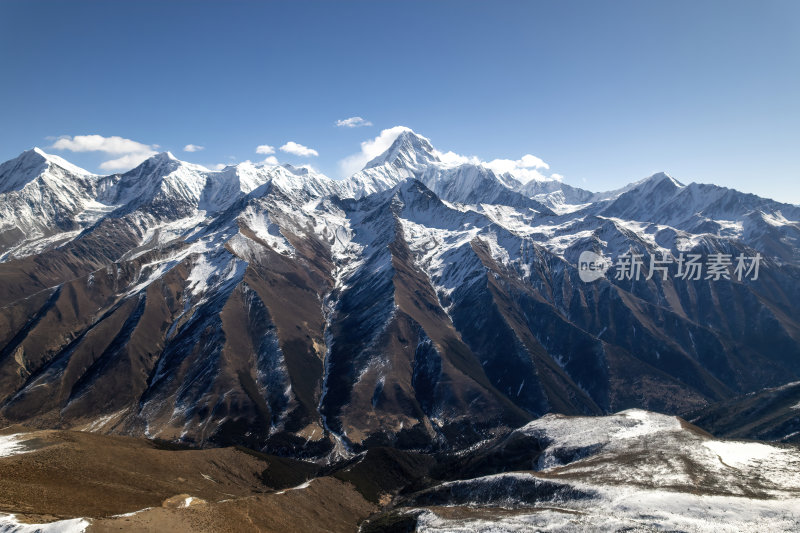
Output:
364 129 441 172
0 148 105 259
0 131 798 458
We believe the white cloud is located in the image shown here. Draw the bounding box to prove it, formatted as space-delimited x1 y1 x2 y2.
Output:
484 155 548 173
279 141 318 157
211 156 276 169
338 126 413 177
336 116 373 128
51 134 154 155
483 154 551 184
51 134 158 172
431 146 555 184
518 154 549 170
184 144 204 152
99 152 156 171
435 150 481 167
256 144 275 155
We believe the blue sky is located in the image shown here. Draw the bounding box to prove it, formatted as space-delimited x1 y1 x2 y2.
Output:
1 0 798 202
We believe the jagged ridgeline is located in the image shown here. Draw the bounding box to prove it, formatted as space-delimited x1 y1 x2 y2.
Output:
0 131 799 455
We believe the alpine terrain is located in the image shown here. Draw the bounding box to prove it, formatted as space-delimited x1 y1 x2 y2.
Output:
0 130 799 531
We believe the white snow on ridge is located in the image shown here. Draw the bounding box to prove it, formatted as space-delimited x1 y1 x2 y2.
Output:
0 230 84 262
516 409 800 494
186 252 247 298
760 210 796 227
238 206 295 256
479 204 540 236
412 408 800 532
0 514 89 533
74 198 117 224
342 165 413 199
518 409 682 457
415 488 800 533
2 135 798 274
274 479 313 495
399 217 481 291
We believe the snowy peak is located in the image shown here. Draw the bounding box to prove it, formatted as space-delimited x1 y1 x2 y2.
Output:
199 163 267 212
264 163 337 199
128 151 182 175
0 147 91 193
638 172 685 191
99 151 210 216
352 130 556 212
29 147 92 176
18 147 49 167
599 172 690 222
197 160 336 213
341 130 439 199
123 151 211 180
364 129 440 172
0 149 49 193
614 172 685 201
628 171 684 203
600 170 800 232
0 148 103 254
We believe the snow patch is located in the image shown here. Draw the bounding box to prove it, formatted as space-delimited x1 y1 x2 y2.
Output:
0 434 32 458
0 514 89 533
703 440 779 467
274 479 312 495
239 206 295 255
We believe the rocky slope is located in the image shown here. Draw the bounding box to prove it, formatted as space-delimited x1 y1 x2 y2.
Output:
689 380 800 443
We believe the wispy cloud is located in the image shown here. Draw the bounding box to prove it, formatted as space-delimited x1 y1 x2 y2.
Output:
279 141 318 157
51 134 158 172
336 116 373 128
263 155 279 166
255 144 275 155
184 144 204 152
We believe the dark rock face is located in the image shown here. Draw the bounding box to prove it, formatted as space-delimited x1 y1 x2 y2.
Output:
689 381 800 443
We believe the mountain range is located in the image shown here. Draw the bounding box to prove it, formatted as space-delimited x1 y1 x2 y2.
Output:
0 130 799 460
